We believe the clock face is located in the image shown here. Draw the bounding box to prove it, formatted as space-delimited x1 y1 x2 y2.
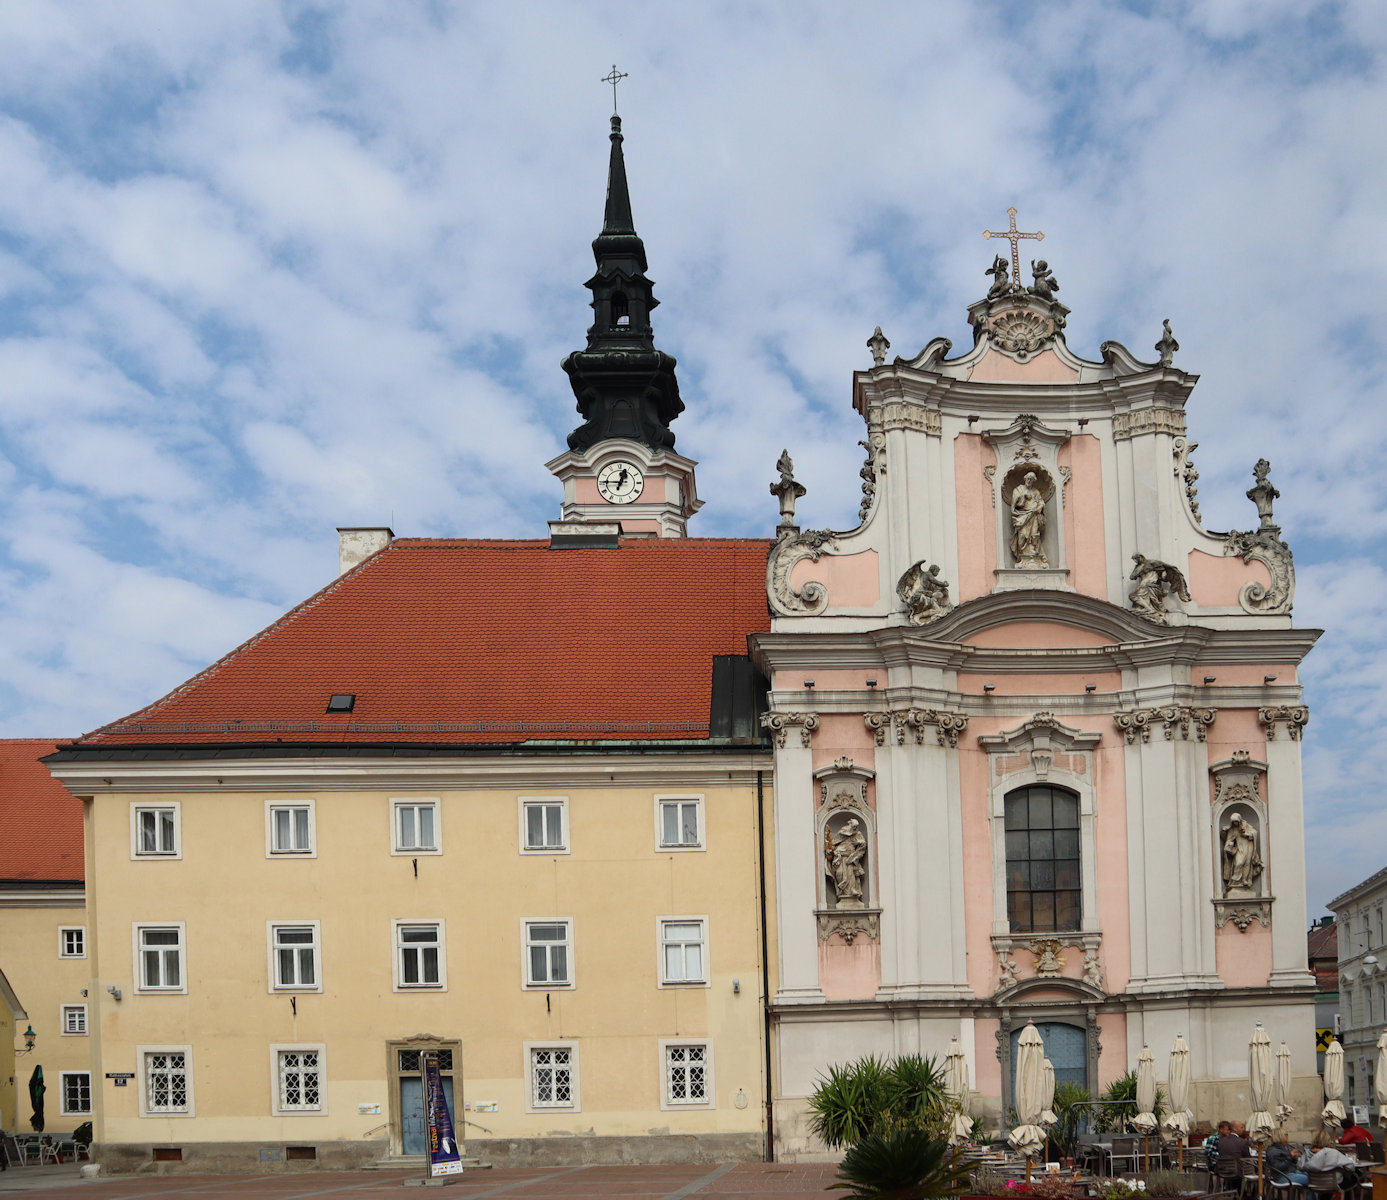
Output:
597 460 644 504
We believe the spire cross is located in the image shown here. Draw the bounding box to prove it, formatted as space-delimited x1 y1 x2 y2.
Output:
601 64 628 114
983 207 1044 288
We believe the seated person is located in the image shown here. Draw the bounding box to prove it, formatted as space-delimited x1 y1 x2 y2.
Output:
1267 1133 1308 1186
1340 1116 1374 1148
1215 1120 1252 1165
1305 1128 1366 1192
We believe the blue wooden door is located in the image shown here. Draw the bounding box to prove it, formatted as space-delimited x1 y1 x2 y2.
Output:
1011 1021 1087 1098
400 1075 455 1155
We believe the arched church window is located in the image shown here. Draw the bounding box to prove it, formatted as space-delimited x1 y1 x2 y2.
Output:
1004 785 1081 933
612 291 630 326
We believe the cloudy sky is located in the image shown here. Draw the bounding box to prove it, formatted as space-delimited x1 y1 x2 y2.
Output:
0 2 1382 915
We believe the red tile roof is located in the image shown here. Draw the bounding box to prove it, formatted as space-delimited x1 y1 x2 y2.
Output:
0 739 83 882
75 538 771 746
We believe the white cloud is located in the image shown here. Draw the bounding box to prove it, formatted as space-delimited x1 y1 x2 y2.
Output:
0 0 1381 909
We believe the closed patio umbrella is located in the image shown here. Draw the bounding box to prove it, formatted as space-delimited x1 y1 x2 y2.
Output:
1275 1041 1293 1126
1322 1039 1346 1131
1040 1057 1058 1131
27 1064 44 1133
1249 1023 1276 1200
945 1036 973 1147
1162 1035 1191 1168
1008 1023 1047 1176
1132 1044 1158 1170
1376 1030 1387 1133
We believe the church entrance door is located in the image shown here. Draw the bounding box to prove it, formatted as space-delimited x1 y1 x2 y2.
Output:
1010 1021 1087 1097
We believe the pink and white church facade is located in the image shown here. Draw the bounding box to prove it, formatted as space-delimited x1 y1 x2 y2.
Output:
751 265 1320 1153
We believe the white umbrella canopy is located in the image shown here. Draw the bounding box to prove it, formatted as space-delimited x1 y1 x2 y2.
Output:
1275 1041 1294 1126
1131 1044 1159 1135
1248 1023 1276 1147
1008 1023 1047 1159
1039 1058 1058 1131
945 1036 973 1147
1161 1035 1192 1144
1376 1031 1387 1132
1323 1040 1346 1130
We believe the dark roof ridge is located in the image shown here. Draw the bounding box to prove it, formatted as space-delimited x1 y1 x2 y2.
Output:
76 541 400 743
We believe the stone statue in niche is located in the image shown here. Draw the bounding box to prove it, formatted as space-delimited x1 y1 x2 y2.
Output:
1221 813 1264 897
1008 471 1049 568
824 816 867 908
1128 553 1191 623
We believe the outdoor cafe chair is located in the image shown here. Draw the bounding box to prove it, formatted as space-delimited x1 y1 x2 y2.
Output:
1211 1152 1256 1200
1109 1136 1142 1174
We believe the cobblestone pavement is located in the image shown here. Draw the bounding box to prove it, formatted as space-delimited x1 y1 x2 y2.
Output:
0 1162 849 1199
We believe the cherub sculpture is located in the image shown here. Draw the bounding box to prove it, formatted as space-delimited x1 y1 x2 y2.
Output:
985 254 1013 299
1128 553 1191 622
1029 259 1059 302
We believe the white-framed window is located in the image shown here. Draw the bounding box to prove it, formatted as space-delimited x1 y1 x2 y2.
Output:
524 920 573 988
525 1042 579 1111
656 795 704 850
60 1071 92 1115
272 1045 326 1114
520 797 568 853
267 801 316 857
61 1004 88 1035
660 1040 714 1109
658 916 708 986
139 1046 193 1116
391 799 440 854
393 920 446 989
59 926 85 958
134 923 186 992
131 802 181 859
268 922 322 991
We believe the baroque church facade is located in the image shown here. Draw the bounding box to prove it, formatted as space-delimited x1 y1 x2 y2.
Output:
29 116 1323 1171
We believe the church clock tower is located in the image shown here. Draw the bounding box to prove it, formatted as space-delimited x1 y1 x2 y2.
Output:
547 113 701 540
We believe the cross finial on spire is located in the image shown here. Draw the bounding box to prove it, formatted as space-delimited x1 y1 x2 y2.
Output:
983 207 1044 290
601 64 628 115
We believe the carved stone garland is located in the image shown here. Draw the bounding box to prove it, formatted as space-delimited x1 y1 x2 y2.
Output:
1172 437 1202 523
1221 459 1294 614
858 418 886 524
864 708 969 748
760 711 818 748
1114 705 1216 744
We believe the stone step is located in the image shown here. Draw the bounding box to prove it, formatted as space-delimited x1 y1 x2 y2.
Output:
366 1156 491 1171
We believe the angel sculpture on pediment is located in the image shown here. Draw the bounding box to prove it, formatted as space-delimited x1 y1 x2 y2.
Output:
985 254 1013 300
1029 259 1059 302
1128 553 1191 622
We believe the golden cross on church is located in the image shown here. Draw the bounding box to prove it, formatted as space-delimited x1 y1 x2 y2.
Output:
983 207 1044 288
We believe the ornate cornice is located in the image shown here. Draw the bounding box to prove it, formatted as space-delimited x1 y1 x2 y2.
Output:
1113 705 1216 744
1258 706 1309 741
865 707 969 748
760 711 819 748
879 401 942 436
1112 408 1186 440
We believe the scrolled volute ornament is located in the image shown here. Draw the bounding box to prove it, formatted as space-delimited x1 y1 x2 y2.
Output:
766 527 838 616
760 711 819 748
1222 459 1294 614
1258 705 1309 741
1115 705 1216 744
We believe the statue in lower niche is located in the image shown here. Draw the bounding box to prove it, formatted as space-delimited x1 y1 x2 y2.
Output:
1128 553 1191 622
824 818 867 908
1009 471 1048 568
1221 814 1263 897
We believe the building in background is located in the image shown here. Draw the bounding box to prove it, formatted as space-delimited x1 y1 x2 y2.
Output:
0 740 90 1132
1329 870 1387 1120
1308 916 1339 1075
752 250 1322 1152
